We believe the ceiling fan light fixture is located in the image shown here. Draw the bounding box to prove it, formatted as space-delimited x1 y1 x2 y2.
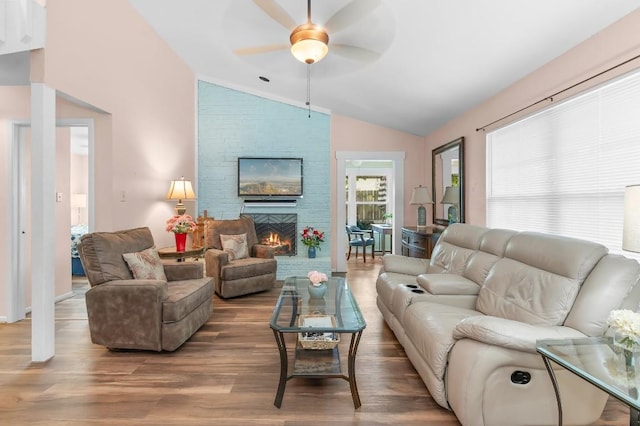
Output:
290 23 329 64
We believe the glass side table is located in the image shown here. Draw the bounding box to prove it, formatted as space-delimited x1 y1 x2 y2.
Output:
537 337 640 426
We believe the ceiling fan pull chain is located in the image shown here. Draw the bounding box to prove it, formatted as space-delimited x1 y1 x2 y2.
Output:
306 63 311 118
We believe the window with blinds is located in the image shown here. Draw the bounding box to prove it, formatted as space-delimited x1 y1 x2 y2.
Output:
486 68 640 259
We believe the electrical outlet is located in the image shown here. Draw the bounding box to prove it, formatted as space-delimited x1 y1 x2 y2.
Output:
120 190 126 202
56 192 63 202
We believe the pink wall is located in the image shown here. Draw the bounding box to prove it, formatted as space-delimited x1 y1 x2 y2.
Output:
425 9 640 226
40 0 196 245
330 114 427 265
0 0 196 318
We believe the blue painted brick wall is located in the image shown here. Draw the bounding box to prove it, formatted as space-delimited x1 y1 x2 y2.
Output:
197 81 331 278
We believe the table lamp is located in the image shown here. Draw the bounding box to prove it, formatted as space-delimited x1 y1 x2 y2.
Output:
71 193 87 224
441 186 460 224
623 184 640 252
410 185 433 231
166 176 196 215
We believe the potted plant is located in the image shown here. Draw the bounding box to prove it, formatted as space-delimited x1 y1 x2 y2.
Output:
300 226 325 258
383 213 393 225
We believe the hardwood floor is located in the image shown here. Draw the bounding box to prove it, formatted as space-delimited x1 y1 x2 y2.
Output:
0 258 630 425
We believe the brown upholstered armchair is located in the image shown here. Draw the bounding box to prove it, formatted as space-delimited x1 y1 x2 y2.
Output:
203 216 277 298
78 227 214 351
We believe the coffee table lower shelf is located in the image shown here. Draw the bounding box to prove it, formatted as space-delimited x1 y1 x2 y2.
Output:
272 329 363 409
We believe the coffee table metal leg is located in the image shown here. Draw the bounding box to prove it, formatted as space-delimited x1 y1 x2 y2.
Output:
540 354 563 426
348 330 364 409
273 329 288 408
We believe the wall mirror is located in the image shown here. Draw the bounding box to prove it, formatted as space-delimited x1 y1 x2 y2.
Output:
432 137 464 226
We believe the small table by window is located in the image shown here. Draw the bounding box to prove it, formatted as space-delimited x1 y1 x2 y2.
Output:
370 223 393 254
157 246 205 262
537 337 640 426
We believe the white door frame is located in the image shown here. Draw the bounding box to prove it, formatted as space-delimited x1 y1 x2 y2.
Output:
336 151 405 273
6 118 95 324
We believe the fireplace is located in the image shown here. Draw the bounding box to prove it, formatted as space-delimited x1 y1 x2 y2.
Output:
242 213 297 256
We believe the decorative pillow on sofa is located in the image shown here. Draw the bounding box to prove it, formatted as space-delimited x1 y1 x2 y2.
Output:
122 247 167 281
220 233 249 261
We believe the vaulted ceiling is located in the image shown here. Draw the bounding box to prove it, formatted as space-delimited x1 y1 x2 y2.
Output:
128 1 639 136
2 1 638 136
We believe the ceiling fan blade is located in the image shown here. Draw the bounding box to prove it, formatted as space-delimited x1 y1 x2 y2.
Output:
253 0 297 30
234 44 289 56
331 44 380 63
325 0 383 33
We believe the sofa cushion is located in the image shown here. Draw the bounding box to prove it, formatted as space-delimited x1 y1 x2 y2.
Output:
403 301 483 381
221 257 277 281
476 232 608 326
428 223 487 274
462 228 518 285
122 247 167 281
382 254 430 276
220 233 249 260
565 254 640 336
477 258 583 325
163 277 214 323
204 216 258 250
79 227 155 287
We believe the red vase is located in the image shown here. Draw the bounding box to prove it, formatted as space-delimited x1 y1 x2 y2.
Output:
175 233 187 252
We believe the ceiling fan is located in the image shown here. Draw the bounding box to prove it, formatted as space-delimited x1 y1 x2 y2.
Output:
234 0 383 65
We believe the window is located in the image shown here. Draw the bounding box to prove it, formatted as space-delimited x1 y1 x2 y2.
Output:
345 167 391 229
487 68 640 259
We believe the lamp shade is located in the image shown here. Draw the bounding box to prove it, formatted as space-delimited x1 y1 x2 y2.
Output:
166 177 196 201
410 185 433 205
623 184 640 252
71 193 87 208
441 186 460 205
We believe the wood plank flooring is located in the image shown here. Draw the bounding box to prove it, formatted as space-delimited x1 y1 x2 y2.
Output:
0 258 630 425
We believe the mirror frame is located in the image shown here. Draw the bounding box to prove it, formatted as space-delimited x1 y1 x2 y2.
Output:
432 137 464 226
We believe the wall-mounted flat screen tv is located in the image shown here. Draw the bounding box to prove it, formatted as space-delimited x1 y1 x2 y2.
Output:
238 157 304 197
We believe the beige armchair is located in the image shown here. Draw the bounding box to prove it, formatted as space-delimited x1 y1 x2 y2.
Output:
78 227 214 351
204 216 277 298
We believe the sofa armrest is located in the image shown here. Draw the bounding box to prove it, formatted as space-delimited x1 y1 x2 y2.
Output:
204 248 230 278
453 316 587 353
85 279 167 351
163 261 204 280
252 244 275 259
417 273 479 295
382 254 430 276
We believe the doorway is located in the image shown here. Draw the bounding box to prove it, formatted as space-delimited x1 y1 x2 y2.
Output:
345 163 393 252
7 119 94 323
335 151 405 273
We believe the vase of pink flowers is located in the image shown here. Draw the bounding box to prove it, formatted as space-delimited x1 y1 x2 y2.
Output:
166 214 196 252
307 270 328 298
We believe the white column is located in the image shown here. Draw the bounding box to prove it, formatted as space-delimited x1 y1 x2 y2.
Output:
30 83 56 362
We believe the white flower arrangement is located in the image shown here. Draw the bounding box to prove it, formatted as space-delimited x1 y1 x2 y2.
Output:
608 309 640 349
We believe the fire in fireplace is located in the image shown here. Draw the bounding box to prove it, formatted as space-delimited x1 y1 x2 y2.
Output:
242 213 297 256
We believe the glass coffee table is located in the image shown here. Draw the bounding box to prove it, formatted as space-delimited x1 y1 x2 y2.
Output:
537 337 640 426
269 276 367 409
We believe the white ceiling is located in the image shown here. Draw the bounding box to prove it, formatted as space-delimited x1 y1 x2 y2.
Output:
2 2 638 136
127 0 639 136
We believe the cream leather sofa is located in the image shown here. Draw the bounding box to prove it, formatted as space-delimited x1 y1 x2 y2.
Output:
376 223 640 426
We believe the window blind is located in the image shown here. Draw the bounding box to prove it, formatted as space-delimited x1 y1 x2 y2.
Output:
486 68 640 259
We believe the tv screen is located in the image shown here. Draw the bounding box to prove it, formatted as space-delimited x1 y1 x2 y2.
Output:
238 157 303 197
